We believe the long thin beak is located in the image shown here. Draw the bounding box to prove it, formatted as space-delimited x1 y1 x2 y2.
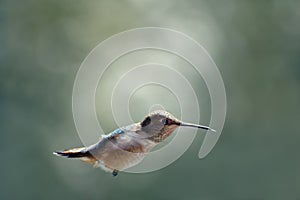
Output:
180 122 216 132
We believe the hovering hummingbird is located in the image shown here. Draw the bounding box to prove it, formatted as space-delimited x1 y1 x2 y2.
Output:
53 110 215 176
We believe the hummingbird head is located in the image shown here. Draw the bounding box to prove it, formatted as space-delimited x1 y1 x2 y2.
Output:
140 110 215 142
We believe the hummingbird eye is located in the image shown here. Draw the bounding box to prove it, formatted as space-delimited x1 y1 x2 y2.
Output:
141 116 151 127
162 118 169 125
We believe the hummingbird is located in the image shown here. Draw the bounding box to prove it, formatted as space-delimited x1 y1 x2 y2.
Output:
53 110 215 176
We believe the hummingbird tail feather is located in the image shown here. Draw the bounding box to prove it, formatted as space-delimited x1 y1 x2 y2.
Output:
53 147 88 158
53 147 92 158
53 147 98 165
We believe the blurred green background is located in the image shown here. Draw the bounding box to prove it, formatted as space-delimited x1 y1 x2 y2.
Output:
1 0 300 199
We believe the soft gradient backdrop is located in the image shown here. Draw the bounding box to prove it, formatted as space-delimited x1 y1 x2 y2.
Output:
1 0 300 199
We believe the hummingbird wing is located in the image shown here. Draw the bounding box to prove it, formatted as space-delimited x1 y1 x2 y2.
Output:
104 126 155 153
87 126 156 171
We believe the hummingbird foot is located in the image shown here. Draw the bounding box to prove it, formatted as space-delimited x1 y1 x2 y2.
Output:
112 169 119 177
